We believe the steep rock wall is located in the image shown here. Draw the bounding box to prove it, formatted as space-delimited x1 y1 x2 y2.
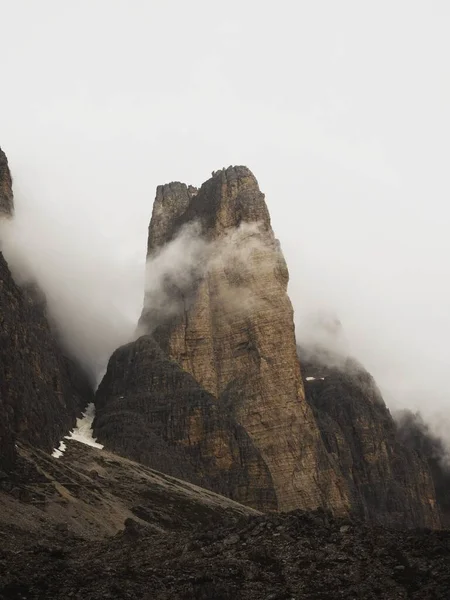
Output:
299 347 440 529
397 410 450 527
0 147 93 470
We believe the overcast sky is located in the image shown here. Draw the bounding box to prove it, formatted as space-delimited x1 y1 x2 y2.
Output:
1 1 449 427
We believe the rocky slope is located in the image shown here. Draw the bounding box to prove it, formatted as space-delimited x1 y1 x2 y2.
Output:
0 440 257 544
1 432 449 599
0 431 449 599
2 490 450 599
0 147 93 472
299 346 440 529
97 167 350 514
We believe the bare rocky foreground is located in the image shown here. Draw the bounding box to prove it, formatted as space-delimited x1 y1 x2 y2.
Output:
1 442 450 599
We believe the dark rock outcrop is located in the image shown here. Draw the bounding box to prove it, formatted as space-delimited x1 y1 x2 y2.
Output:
95 336 277 509
0 147 93 470
0 250 93 470
98 167 350 514
397 410 450 527
298 347 441 529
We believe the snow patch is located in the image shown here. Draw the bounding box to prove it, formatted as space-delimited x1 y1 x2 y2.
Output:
51 403 103 459
305 376 326 381
51 440 66 458
65 403 104 449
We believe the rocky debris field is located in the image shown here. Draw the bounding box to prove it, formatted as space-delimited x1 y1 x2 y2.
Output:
1 507 450 599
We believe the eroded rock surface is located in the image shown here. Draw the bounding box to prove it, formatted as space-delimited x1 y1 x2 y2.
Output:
299 347 441 529
397 410 450 527
95 336 277 509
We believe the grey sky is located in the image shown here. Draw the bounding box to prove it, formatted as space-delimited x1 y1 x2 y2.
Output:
1 1 449 428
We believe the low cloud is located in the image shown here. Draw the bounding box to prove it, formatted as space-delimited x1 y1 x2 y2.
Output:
139 220 283 333
0 191 144 384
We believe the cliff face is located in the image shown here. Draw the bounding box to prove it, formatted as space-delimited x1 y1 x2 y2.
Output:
0 148 93 471
397 411 450 528
99 167 350 514
299 348 440 529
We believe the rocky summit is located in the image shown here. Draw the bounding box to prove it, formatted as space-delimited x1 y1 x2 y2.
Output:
1 152 450 598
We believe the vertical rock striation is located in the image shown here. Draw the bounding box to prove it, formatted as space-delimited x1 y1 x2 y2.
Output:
146 167 351 512
99 167 350 513
96 336 277 509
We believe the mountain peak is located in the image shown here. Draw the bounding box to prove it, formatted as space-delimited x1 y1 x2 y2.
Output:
147 165 271 257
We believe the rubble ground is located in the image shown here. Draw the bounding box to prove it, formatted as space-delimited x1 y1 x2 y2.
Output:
2 507 450 599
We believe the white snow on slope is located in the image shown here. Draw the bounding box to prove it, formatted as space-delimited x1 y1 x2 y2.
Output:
51 403 103 458
305 376 325 381
52 440 66 458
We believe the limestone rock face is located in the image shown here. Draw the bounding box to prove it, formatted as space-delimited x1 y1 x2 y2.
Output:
299 348 441 529
105 167 350 514
0 148 93 470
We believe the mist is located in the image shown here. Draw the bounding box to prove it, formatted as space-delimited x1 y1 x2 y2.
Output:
0 3 449 434
0 188 145 382
140 219 286 334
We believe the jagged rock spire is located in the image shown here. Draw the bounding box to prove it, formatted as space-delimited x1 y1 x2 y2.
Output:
139 166 350 513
